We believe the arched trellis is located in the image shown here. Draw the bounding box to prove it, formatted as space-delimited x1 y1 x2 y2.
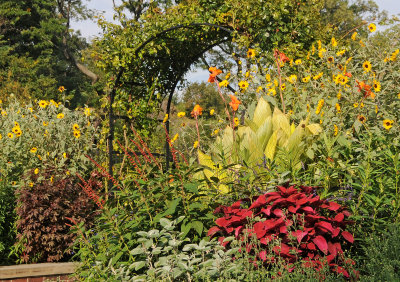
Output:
107 23 237 190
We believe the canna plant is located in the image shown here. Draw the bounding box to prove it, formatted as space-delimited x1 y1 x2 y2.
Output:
197 97 322 193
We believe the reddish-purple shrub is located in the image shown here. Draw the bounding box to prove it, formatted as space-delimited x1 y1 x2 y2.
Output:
208 184 356 278
15 166 101 263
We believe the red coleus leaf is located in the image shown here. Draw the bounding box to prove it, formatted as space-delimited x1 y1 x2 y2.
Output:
235 226 243 238
215 217 230 228
334 265 349 278
332 227 340 237
301 206 315 214
328 241 337 257
288 205 299 213
341 231 354 243
292 230 308 244
327 201 341 211
207 226 220 237
259 250 267 261
334 213 345 222
254 221 266 238
273 208 284 217
249 194 266 209
307 242 316 250
260 206 273 216
218 237 229 247
316 221 334 233
313 235 328 254
280 225 287 234
296 197 309 206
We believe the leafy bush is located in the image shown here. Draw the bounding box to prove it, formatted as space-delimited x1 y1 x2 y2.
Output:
0 179 17 265
359 223 400 281
14 166 100 263
208 184 357 278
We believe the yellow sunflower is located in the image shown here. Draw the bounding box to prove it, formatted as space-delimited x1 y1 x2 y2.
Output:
358 115 367 123
373 80 381 92
302 76 310 83
177 112 186 118
383 119 394 130
362 61 372 72
58 86 65 92
247 48 256 58
8 133 13 139
57 113 64 119
234 117 239 126
72 123 80 131
219 80 229 87
209 109 215 116
238 81 249 90
38 100 48 108
73 130 81 139
368 23 376 33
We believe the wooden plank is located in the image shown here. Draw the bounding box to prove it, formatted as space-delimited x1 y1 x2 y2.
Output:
0 263 78 279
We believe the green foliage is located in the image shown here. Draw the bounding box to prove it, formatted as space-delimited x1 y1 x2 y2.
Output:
0 0 98 107
358 224 400 281
14 166 99 263
0 179 17 265
0 99 99 181
177 82 225 116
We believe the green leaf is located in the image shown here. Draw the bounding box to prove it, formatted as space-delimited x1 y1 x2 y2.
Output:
191 221 203 236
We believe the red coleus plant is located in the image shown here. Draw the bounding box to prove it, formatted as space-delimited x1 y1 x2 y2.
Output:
208 184 356 278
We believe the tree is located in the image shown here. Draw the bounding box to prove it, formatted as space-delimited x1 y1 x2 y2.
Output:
177 82 225 115
0 0 100 107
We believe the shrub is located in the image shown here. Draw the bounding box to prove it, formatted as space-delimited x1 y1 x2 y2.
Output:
359 223 400 281
14 166 100 263
0 179 17 265
208 184 357 278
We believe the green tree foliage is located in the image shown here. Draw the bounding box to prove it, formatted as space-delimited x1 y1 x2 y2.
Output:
0 0 99 107
177 82 224 114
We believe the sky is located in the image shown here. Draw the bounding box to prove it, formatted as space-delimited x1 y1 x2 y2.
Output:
71 0 400 82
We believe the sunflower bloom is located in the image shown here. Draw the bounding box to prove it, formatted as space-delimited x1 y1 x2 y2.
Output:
247 48 256 58
383 119 394 130
238 81 249 90
373 80 381 92
177 112 186 118
334 125 338 136
193 141 199 149
38 100 48 108
57 113 64 119
34 168 39 174
58 86 65 92
368 23 376 33
302 76 310 83
331 37 338 47
72 124 80 131
362 61 372 72
73 130 81 139
351 32 357 41
30 147 38 153
219 80 229 87
233 117 239 126
315 99 324 114
358 115 367 123
209 109 215 116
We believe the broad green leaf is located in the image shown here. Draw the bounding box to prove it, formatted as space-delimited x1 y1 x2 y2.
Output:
306 123 323 135
265 131 278 160
252 97 272 128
